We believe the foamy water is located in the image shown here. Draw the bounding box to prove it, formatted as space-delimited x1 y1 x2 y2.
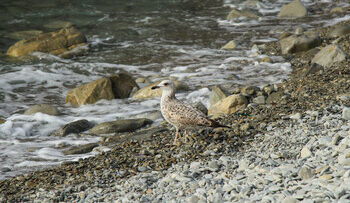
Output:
0 0 348 179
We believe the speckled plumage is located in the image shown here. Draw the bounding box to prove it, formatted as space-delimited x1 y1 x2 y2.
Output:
152 80 226 144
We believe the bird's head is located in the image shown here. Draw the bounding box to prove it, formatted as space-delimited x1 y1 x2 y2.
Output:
151 80 175 92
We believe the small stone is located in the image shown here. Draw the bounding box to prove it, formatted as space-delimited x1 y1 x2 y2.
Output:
282 197 298 203
253 95 265 104
278 0 307 18
227 8 259 20
298 166 315 180
300 146 312 159
290 113 302 120
63 143 99 155
208 161 219 171
295 27 303 35
240 123 251 131
221 40 237 50
318 174 332 181
342 107 350 120
189 195 200 203
312 44 347 67
138 166 147 172
330 7 344 13
260 57 272 63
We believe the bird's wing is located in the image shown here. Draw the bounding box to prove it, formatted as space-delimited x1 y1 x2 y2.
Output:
166 100 213 127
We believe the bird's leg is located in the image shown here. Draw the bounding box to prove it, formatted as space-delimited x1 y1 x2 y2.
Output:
173 127 180 145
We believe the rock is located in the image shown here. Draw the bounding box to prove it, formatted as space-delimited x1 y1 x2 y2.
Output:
279 32 321 54
290 113 301 120
6 27 87 57
242 0 260 8
109 72 139 99
266 91 284 104
279 32 292 40
8 30 43 40
328 25 350 38
278 0 307 18
193 102 208 115
240 123 250 131
262 85 275 95
65 73 137 106
253 95 265 104
132 80 188 99
311 44 346 67
282 197 298 203
295 27 304 35
300 146 312 159
58 43 89 59
342 107 350 120
44 21 73 29
318 174 332 181
330 7 344 13
135 77 150 84
241 86 259 96
208 94 248 118
221 40 237 50
63 143 99 155
226 8 259 20
260 57 272 63
24 104 59 116
0 118 5 124
209 86 227 106
51 119 94 137
65 78 114 106
298 166 314 180
303 63 323 76
89 118 153 134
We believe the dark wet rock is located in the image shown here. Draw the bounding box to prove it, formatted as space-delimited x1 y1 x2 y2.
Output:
193 102 208 115
51 119 94 137
311 44 346 67
266 91 284 104
0 167 11 172
209 86 228 106
89 118 153 135
278 0 307 18
328 24 350 38
63 143 99 155
65 73 137 106
132 80 188 99
7 30 43 40
280 32 321 54
6 27 87 58
24 104 59 116
208 94 248 118
226 8 259 20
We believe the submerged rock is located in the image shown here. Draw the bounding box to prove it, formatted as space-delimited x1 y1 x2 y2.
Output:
278 0 307 18
63 143 99 155
227 8 259 20
65 73 137 106
51 119 94 137
279 32 321 54
89 118 153 135
6 27 87 58
132 80 188 99
24 104 59 116
208 94 248 118
311 44 346 67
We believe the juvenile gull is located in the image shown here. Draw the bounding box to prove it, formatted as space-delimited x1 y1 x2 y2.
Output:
152 80 229 145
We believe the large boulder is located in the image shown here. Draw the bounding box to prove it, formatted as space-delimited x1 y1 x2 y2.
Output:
88 118 153 134
132 80 188 99
278 0 307 18
279 32 321 54
227 8 259 20
51 119 94 137
311 44 346 67
208 94 248 118
65 73 138 106
6 27 87 58
24 104 59 116
209 86 228 106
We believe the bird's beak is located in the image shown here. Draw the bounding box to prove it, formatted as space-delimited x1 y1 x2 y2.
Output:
151 86 160 90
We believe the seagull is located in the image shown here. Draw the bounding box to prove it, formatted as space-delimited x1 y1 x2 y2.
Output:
152 80 230 145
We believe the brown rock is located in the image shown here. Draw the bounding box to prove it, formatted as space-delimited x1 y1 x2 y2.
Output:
208 94 248 118
132 80 188 99
221 40 237 50
24 104 59 116
109 72 139 98
227 8 259 20
278 0 307 18
209 86 228 106
311 44 346 67
6 27 87 57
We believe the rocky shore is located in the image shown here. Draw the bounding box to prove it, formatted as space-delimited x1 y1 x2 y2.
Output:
1 1 350 202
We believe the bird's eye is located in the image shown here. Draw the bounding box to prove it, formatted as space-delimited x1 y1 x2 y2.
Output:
164 83 168 86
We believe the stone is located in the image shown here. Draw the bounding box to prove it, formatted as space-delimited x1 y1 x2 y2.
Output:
298 166 314 180
109 72 139 99
227 8 259 20
295 27 304 35
44 21 73 29
279 32 292 40
280 32 321 54
63 143 99 155
58 43 89 59
278 0 307 18
132 80 188 99
328 25 350 38
88 118 153 134
318 174 332 181
303 63 323 76
8 30 43 40
290 113 301 120
209 86 227 106
0 118 5 124
300 146 312 159
240 123 251 131
282 197 298 203
330 7 344 13
221 40 237 50
241 86 259 96
266 91 284 104
253 95 265 104
311 44 346 67
24 104 59 116
342 107 350 120
208 94 248 118
193 102 208 115
51 119 94 137
6 27 87 57
260 57 272 63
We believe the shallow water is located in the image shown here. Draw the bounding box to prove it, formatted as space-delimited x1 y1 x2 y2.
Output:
0 0 348 179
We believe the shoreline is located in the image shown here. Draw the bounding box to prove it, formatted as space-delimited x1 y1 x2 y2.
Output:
1 14 350 203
